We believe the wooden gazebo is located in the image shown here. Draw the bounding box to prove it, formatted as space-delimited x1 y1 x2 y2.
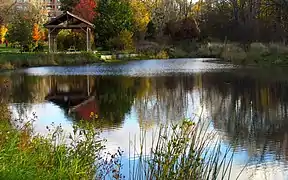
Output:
44 11 95 52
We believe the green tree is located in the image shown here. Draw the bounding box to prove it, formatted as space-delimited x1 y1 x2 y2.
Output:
94 0 134 47
6 12 33 49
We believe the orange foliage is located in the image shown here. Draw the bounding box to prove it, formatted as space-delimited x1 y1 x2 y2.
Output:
32 23 41 43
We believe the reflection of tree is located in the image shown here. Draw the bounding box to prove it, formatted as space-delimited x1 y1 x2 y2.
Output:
9 74 50 104
95 76 139 126
134 75 196 129
202 72 288 162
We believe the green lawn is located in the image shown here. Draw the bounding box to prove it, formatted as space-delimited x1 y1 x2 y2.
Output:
0 44 20 53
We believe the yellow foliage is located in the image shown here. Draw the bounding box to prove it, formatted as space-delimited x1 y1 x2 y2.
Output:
136 78 151 98
0 25 8 44
260 87 269 108
130 0 151 33
192 3 201 12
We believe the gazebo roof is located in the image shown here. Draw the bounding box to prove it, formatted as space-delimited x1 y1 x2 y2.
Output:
44 11 95 29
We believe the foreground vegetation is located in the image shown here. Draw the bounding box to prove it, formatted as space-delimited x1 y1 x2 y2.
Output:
0 117 104 179
0 107 236 180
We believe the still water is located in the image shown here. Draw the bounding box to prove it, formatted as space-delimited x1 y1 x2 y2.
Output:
1 58 288 179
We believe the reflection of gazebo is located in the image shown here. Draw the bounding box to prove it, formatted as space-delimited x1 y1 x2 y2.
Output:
45 77 98 120
69 96 99 120
44 11 94 52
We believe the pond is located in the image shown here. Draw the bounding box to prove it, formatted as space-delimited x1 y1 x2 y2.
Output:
1 58 288 179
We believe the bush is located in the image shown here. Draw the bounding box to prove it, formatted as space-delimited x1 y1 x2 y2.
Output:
21 44 34 52
136 41 164 55
107 30 135 51
220 43 247 63
168 47 189 58
145 21 156 40
33 43 45 52
155 50 169 59
268 43 288 55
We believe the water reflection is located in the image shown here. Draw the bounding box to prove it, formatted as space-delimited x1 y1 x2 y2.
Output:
2 65 288 179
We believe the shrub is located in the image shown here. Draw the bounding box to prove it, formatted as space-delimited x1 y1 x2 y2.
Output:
33 43 45 52
220 43 247 63
136 41 167 58
0 62 14 70
107 30 135 52
155 50 169 59
268 43 288 55
146 21 156 40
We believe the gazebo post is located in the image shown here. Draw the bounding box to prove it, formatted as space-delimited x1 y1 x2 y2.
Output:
86 27 89 52
53 34 57 52
48 29 51 53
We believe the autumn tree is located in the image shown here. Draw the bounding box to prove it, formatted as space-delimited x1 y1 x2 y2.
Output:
130 0 151 40
74 0 97 22
0 25 8 44
32 23 41 45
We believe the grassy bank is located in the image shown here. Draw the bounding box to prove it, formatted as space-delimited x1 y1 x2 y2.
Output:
137 41 288 65
0 52 103 70
210 42 288 65
1 42 287 71
190 42 288 65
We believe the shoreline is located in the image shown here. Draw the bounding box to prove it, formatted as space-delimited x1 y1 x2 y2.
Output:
1 48 288 71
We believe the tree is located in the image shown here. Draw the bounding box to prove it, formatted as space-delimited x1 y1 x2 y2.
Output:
74 0 97 22
60 0 79 12
32 23 41 45
0 25 8 44
6 12 33 48
94 0 134 46
130 0 151 40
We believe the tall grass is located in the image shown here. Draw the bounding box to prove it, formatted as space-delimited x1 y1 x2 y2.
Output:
0 117 105 180
129 118 237 180
220 42 288 65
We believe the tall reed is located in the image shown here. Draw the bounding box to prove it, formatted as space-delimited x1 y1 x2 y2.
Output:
129 118 237 180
